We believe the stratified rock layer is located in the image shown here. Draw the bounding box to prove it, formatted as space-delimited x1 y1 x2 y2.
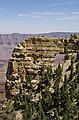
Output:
6 36 64 100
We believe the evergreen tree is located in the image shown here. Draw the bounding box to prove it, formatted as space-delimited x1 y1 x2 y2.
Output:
76 91 79 119
54 77 61 109
42 86 52 114
20 85 22 94
77 52 79 61
76 62 79 84
47 65 52 80
69 57 74 81
70 81 75 102
22 101 28 120
64 48 69 60
70 34 73 40
74 77 77 89
37 99 46 120
73 34 77 39
55 63 62 79
76 62 79 74
54 108 60 120
64 75 68 92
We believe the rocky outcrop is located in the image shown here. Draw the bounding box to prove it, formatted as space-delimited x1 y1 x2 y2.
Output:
0 33 79 72
5 36 65 100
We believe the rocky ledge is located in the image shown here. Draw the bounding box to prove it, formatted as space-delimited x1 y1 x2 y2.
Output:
5 36 64 100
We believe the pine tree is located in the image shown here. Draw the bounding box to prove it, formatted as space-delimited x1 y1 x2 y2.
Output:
54 77 61 109
73 34 77 39
74 76 78 89
77 52 79 61
70 81 75 102
60 75 68 115
54 108 60 120
76 91 79 119
22 101 28 120
42 86 52 114
76 62 79 84
37 99 46 120
69 57 74 81
76 62 79 74
47 65 52 80
64 48 69 60
55 63 62 79
20 85 22 94
64 75 68 92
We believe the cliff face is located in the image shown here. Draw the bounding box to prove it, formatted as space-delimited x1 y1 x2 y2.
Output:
5 36 64 100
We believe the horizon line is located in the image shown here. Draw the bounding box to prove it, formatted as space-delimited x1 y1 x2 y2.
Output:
0 31 79 35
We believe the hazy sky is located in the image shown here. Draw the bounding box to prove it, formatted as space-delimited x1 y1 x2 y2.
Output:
0 0 79 34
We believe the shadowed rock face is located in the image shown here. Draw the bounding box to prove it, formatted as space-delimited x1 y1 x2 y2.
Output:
5 36 64 100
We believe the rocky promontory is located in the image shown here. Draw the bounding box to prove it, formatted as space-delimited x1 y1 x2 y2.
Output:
5 36 64 99
1 35 79 120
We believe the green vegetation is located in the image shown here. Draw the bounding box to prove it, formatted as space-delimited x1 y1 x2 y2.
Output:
3 54 79 120
70 34 77 40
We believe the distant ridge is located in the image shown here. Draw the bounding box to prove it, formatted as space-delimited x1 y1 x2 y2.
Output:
37 32 79 38
0 32 79 40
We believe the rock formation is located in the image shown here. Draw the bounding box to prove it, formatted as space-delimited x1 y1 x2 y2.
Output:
5 36 64 100
3 36 79 120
